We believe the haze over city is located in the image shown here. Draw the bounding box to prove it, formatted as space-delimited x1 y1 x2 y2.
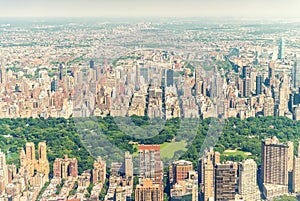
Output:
0 0 300 18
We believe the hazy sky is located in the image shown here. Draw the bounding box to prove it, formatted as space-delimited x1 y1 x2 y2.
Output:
0 0 299 18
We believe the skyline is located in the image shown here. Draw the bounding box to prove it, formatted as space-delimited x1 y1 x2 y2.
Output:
0 0 300 18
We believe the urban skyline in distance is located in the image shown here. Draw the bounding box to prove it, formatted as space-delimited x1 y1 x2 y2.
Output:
1 0 300 18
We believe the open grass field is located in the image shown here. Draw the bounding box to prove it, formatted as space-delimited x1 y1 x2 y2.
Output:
222 149 252 157
160 140 187 160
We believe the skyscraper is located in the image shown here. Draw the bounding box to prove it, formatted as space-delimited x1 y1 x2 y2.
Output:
138 145 163 185
0 66 6 84
26 142 36 177
256 75 263 95
166 69 174 87
238 159 259 201
243 77 251 97
169 160 193 185
59 63 63 80
198 148 220 201
293 141 300 193
135 179 163 201
92 157 106 185
0 151 8 195
36 142 50 181
214 162 238 201
293 56 300 89
261 137 288 199
242 66 251 78
125 151 133 179
278 38 285 60
288 141 294 172
90 60 95 69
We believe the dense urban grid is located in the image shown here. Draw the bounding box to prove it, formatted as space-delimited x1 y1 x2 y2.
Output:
1 18 300 200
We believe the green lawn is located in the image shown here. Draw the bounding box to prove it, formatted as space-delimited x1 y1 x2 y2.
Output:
160 141 187 160
222 149 252 157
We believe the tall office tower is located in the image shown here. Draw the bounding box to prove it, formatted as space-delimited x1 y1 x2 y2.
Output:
242 66 251 78
140 67 149 83
214 162 238 201
135 179 163 201
256 75 263 95
293 56 300 89
198 148 220 201
0 151 8 195
138 145 163 185
238 78 244 97
287 141 294 172
0 66 6 84
261 137 288 199
125 151 133 179
268 61 275 86
169 160 193 185
278 38 285 60
90 60 95 69
238 159 259 201
278 73 290 116
26 142 36 177
263 97 275 116
166 69 174 87
293 141 300 192
243 77 251 97
210 67 221 99
135 64 140 90
59 63 63 80
92 157 106 185
50 76 58 92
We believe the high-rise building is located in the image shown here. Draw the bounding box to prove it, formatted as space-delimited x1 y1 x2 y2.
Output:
140 67 149 83
256 75 263 95
90 60 95 69
166 69 174 87
261 137 289 199
59 63 63 80
36 142 50 181
278 38 285 60
138 145 163 185
277 73 290 116
198 148 220 201
242 66 251 78
26 142 36 177
0 66 6 84
238 159 259 201
53 154 78 178
264 97 275 116
269 61 275 80
170 171 198 201
92 157 106 185
135 179 163 201
243 77 251 97
293 56 300 89
293 141 300 193
0 151 8 195
288 141 294 172
124 151 133 179
169 160 193 185
214 162 238 201
51 77 58 92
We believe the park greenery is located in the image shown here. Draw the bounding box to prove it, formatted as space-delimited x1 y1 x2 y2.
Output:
1 116 300 175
